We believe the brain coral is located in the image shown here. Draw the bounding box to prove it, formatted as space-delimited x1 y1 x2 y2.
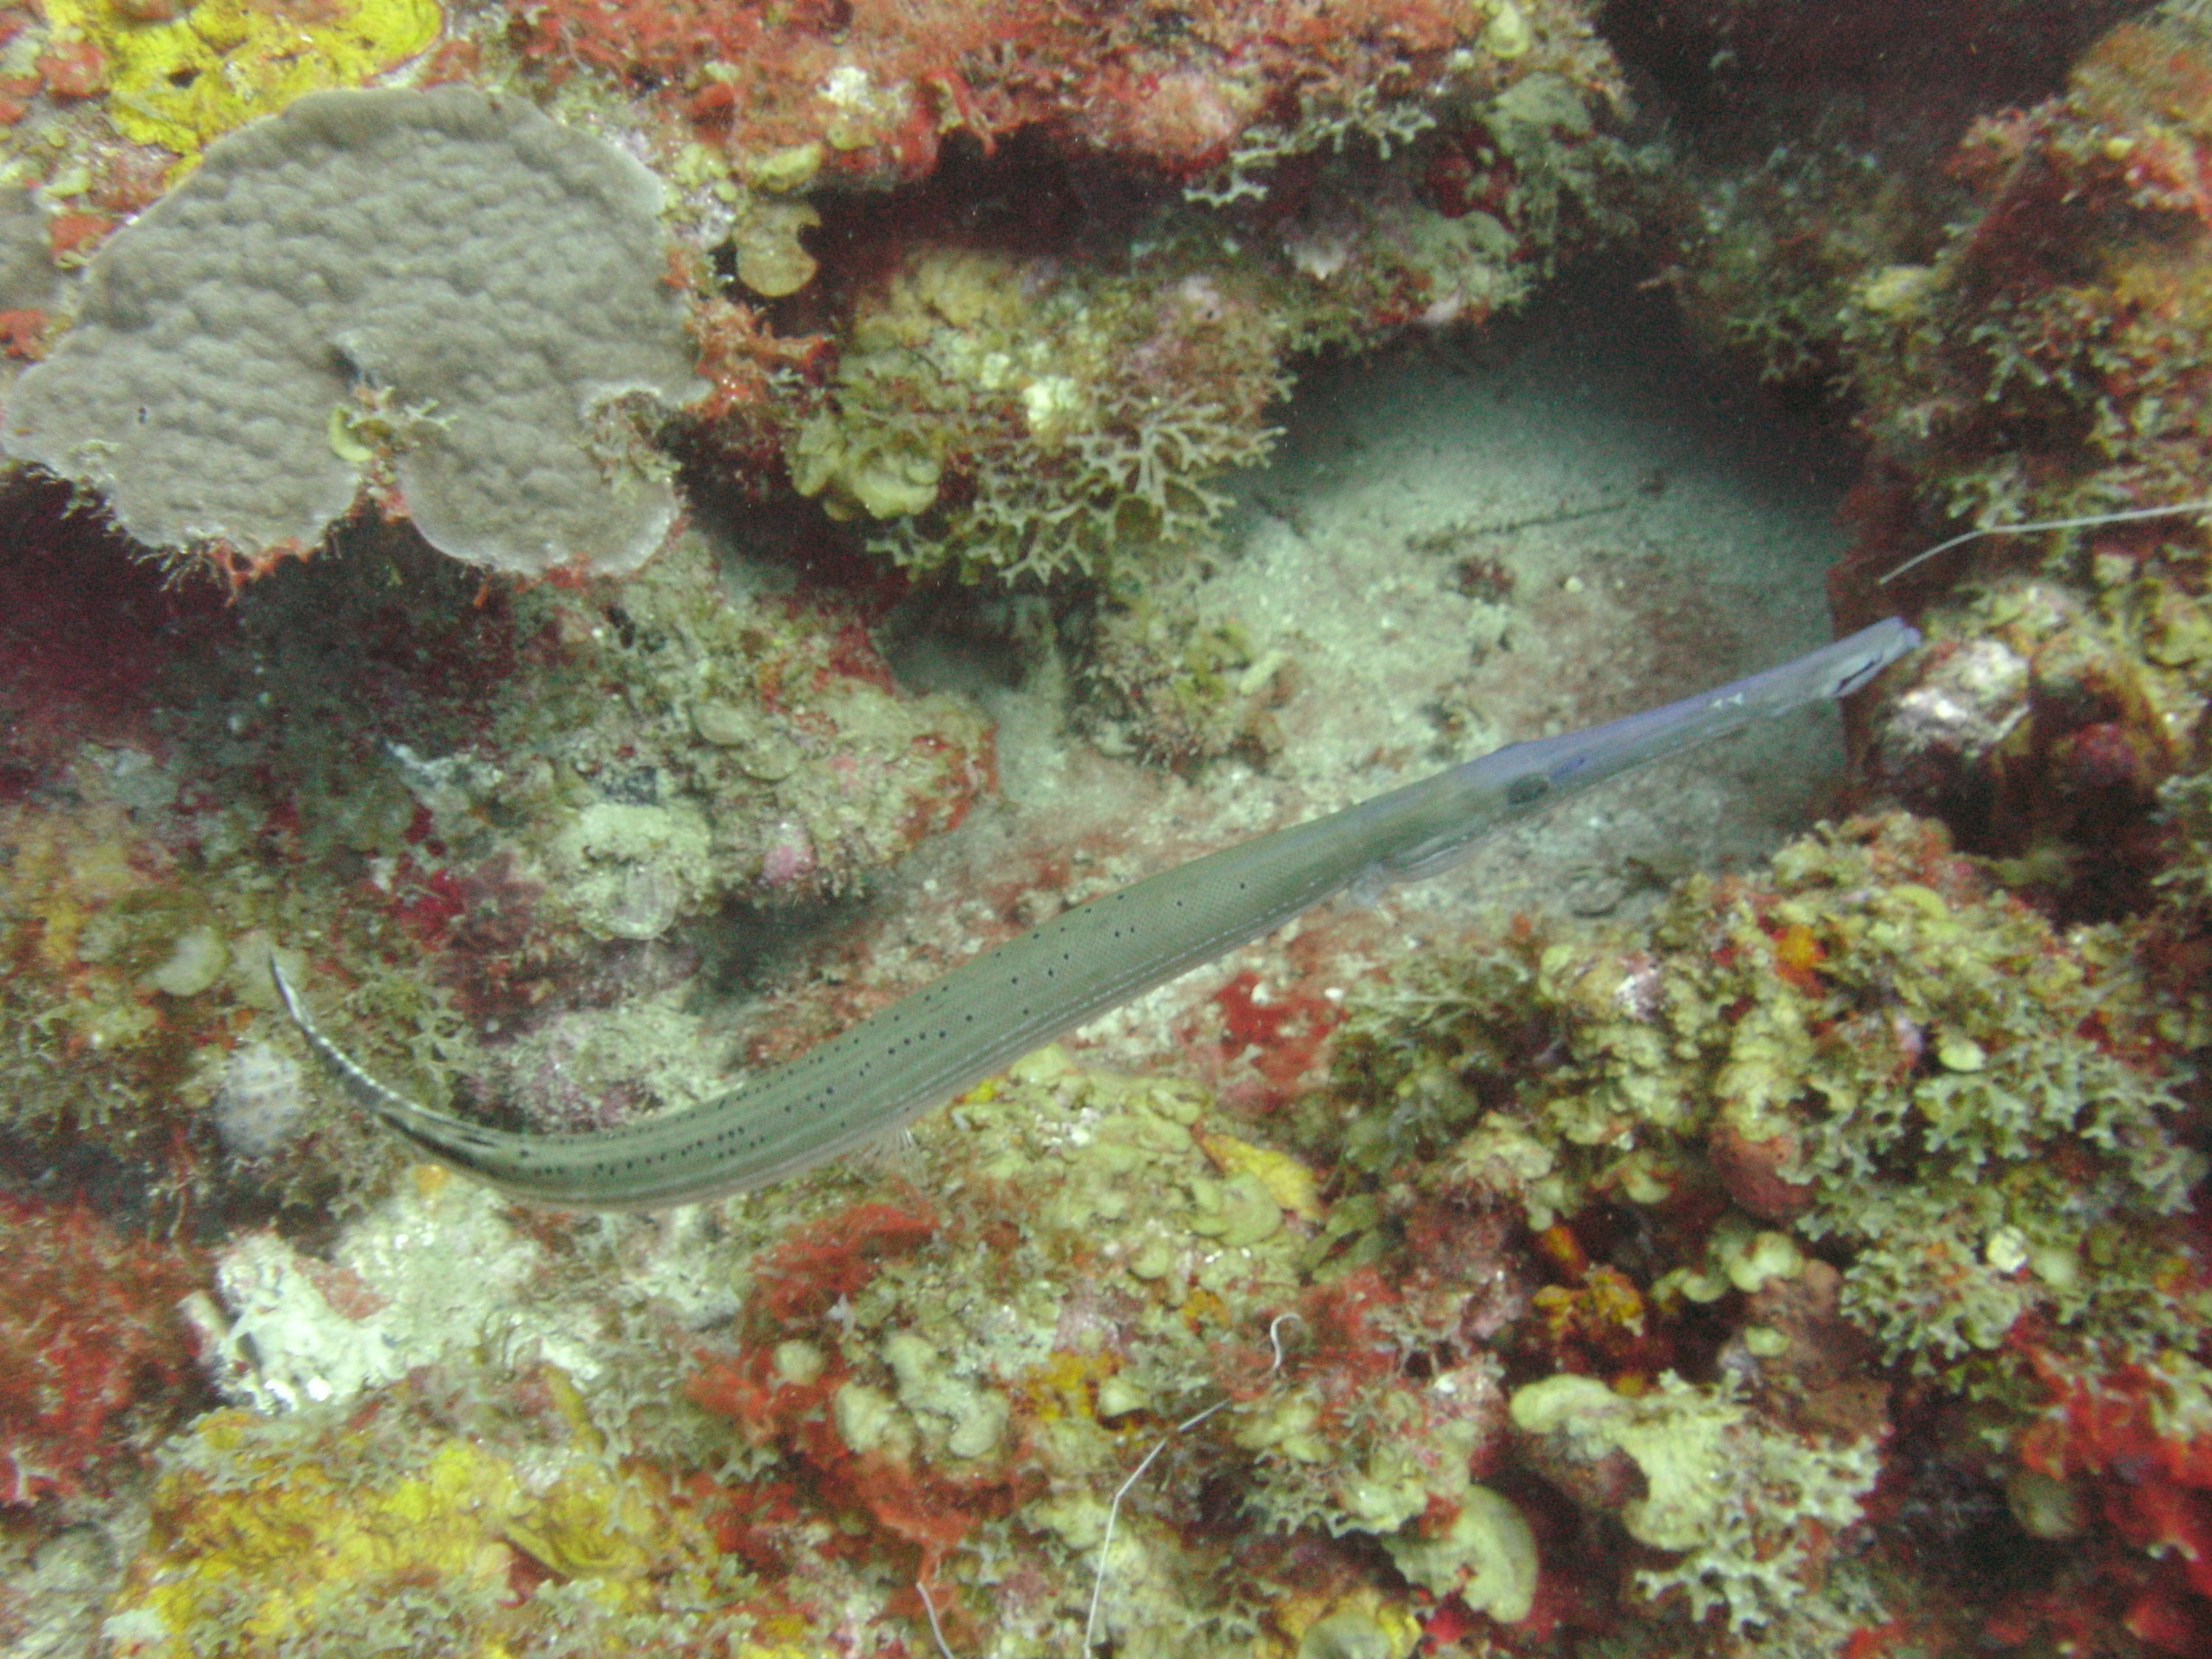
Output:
2 88 700 580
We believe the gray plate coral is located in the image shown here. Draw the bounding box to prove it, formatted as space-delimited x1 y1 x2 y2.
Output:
3 87 700 580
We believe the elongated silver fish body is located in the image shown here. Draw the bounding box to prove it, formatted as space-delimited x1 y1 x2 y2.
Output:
276 617 1919 1209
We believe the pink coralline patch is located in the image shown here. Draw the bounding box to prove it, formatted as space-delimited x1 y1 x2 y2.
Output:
1071 60 1262 175
688 296 830 427
0 1194 207 1506
520 0 1035 180
1424 121 1517 220
1398 1192 1532 1347
1734 1260 1888 1444
2056 720 2160 795
748 1197 939 1323
33 38 104 100
1206 968 1341 1105
759 821 818 890
0 307 47 358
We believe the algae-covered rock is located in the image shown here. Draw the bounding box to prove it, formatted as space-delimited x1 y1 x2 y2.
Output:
1511 1371 1879 1630
786 247 1286 582
1335 813 2200 1377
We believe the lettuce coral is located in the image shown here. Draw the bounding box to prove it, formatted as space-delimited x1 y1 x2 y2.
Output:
1335 813 2199 1379
6 87 698 582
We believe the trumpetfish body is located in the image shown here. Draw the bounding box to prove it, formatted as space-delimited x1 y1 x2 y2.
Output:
276 617 1919 1210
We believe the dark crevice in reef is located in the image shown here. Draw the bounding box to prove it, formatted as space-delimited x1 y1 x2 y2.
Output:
767 125 1181 338
1601 0 2146 156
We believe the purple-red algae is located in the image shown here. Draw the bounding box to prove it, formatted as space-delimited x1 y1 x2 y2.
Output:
0 1194 207 1508
516 0 1568 188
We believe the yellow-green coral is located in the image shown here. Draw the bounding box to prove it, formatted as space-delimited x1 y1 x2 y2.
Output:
45 0 441 158
107 1390 745 1658
1380 1481 1537 1624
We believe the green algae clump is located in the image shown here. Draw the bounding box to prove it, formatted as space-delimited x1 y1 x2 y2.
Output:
787 246 1286 583
1510 1371 1879 1630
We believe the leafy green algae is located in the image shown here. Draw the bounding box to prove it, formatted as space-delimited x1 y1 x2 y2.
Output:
787 246 1287 583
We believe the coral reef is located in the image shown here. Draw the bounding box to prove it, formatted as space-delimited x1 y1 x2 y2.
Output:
1330 813 2199 1379
709 7 1649 580
1320 809 2209 1649
1641 0 2133 389
682 1047 1326 1655
105 801 2212 1656
0 0 1649 588
0 1523 130 1658
10 6 2212 1659
1509 1370 1878 1631
522 0 1609 194
1787 4 2212 915
752 39 1650 582
1667 136 1954 389
1621 72 2212 1641
1836 9 2212 546
141 1039 1515 1654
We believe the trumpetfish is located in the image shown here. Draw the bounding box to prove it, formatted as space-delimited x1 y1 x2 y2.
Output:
275 616 1918 1210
